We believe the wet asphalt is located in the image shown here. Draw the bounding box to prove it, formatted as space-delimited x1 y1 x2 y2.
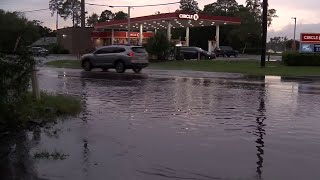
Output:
1 68 320 180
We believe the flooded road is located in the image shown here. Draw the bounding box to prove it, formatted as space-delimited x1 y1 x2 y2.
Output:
1 68 320 180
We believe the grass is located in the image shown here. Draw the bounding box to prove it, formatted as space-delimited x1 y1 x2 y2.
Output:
0 92 82 130
46 60 81 69
45 59 320 77
149 60 320 77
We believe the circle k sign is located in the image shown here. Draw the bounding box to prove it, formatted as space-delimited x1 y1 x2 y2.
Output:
179 14 199 21
301 33 320 42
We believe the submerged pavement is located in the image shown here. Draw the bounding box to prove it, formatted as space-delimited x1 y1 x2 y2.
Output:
1 68 320 180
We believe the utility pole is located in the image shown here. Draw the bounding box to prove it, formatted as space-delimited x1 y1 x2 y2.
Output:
56 11 59 30
260 0 268 68
81 0 85 28
292 17 297 51
128 6 131 45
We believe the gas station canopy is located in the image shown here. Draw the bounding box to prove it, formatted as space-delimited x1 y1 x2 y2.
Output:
94 12 241 30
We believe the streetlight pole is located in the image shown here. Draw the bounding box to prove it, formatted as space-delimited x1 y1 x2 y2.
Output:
292 17 297 51
128 6 131 45
260 0 268 67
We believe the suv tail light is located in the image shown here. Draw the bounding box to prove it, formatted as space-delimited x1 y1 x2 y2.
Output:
128 52 135 57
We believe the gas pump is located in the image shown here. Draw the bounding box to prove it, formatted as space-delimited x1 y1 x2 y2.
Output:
208 40 217 53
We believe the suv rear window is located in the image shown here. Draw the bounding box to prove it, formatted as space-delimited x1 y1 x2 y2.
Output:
131 47 147 53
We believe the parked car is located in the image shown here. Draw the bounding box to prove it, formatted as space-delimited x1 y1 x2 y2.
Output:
81 45 149 73
177 46 216 60
214 46 239 57
30 47 49 56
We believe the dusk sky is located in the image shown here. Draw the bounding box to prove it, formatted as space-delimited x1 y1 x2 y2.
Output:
1 0 320 38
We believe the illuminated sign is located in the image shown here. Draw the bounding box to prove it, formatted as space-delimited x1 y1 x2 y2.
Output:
301 33 320 43
300 33 320 53
314 44 320 52
178 14 199 21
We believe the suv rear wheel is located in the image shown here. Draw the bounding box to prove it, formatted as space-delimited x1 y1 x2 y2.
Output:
115 61 126 73
83 60 92 71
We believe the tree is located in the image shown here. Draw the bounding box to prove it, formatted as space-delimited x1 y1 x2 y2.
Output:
267 36 288 52
98 10 114 22
87 13 99 27
179 0 200 13
0 10 40 53
49 0 64 17
145 31 170 60
114 11 128 20
245 0 278 26
49 0 83 27
155 11 161 15
59 0 82 27
203 0 239 16
286 39 300 51
32 20 56 37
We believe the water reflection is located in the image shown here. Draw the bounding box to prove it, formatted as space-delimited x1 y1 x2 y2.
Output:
255 78 266 179
0 131 41 180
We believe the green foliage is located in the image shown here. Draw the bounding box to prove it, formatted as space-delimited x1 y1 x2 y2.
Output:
48 44 70 54
87 13 99 27
98 10 114 22
0 53 35 128
49 0 64 16
0 10 40 53
145 31 170 60
49 0 82 27
32 20 56 37
179 0 200 13
60 0 82 27
285 40 300 51
114 11 128 20
192 0 278 51
267 36 288 52
45 60 80 69
150 60 320 76
282 52 320 66
0 92 82 129
203 0 239 16
0 54 35 104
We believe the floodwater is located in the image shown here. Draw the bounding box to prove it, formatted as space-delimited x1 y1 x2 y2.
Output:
1 68 320 180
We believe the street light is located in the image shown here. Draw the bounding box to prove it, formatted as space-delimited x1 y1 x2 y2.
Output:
291 17 297 51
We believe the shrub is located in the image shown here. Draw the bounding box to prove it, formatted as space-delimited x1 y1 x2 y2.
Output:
48 44 69 54
282 52 320 66
0 53 34 105
145 31 170 60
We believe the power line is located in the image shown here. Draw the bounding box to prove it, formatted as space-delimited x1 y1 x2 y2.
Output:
21 8 50 13
85 2 180 8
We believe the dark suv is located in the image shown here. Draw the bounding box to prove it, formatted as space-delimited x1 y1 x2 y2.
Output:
214 46 239 57
177 46 216 60
81 45 149 73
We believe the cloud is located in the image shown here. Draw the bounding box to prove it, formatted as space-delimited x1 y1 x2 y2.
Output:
1 0 320 38
268 23 320 40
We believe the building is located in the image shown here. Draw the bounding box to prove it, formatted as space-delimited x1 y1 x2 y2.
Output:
91 31 154 47
57 27 94 54
58 12 241 54
94 12 241 51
